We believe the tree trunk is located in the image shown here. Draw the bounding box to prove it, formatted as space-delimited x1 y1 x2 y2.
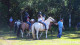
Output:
21 13 23 21
69 14 71 27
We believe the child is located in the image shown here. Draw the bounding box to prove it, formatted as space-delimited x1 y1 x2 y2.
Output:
26 13 31 30
38 12 47 30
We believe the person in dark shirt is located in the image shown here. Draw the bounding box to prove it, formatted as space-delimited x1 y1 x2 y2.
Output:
23 12 29 22
25 12 31 30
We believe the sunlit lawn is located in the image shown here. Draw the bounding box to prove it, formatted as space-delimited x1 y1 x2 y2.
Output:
0 25 80 45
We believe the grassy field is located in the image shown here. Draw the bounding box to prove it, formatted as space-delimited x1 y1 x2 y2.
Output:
0 25 80 45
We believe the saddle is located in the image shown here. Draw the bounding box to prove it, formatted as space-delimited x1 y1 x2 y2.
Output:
38 21 47 30
39 22 44 25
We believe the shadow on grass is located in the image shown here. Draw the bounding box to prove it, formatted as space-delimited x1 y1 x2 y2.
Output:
7 33 58 41
0 25 16 39
62 30 80 39
69 37 80 39
0 25 80 41
6 28 59 40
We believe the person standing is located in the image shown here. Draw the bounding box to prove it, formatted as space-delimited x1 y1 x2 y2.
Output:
55 18 64 38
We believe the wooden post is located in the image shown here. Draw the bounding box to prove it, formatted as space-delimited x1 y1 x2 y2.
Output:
20 10 24 22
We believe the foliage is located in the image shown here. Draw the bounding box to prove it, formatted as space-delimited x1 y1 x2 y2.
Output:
0 0 80 27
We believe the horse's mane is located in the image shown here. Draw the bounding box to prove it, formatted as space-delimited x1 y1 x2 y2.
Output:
45 17 52 22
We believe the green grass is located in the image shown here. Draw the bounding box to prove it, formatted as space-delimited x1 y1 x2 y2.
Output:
0 25 80 45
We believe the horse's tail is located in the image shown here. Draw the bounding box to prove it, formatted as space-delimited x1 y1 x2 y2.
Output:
32 24 36 39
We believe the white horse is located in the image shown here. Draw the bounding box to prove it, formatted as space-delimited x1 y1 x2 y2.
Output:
32 17 55 39
14 20 21 33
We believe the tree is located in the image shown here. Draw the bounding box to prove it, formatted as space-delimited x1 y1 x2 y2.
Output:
0 0 80 27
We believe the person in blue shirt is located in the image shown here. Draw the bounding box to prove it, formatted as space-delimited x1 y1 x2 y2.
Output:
9 17 14 29
55 18 65 38
9 17 13 23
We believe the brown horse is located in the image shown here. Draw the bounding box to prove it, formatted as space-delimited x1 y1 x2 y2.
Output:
17 19 35 37
9 21 14 30
20 22 30 37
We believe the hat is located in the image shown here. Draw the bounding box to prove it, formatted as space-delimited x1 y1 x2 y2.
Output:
60 18 63 20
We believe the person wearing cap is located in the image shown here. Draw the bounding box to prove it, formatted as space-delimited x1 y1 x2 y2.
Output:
42 14 47 30
42 14 46 21
38 11 43 21
55 18 65 38
25 12 29 17
25 12 31 30
38 12 47 30
23 12 29 22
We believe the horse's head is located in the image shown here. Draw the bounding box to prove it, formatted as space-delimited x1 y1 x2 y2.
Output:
15 20 21 27
48 17 56 23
